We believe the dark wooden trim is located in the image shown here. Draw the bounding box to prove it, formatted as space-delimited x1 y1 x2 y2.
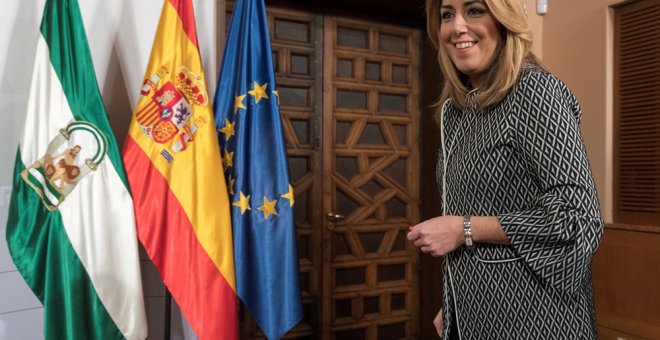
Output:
321 15 335 340
265 0 425 28
612 0 621 224
605 222 660 234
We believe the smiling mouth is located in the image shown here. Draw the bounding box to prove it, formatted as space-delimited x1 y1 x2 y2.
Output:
455 42 475 49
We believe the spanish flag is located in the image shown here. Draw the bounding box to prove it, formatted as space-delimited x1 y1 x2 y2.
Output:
121 0 237 339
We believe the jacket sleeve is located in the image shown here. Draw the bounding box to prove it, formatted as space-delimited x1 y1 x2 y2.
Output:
498 71 604 295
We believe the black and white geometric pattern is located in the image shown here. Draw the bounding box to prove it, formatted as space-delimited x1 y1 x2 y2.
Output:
437 66 604 339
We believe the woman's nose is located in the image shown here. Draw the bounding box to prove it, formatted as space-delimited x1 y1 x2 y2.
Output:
452 15 468 36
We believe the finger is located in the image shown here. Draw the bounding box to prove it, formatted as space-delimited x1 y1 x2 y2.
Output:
406 230 418 241
434 309 444 337
414 239 427 247
434 319 442 337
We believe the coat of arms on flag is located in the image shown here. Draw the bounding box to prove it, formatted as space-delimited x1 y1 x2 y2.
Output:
21 121 108 211
135 65 209 161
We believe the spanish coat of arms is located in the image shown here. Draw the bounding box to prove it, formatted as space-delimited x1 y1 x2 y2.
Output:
136 66 208 155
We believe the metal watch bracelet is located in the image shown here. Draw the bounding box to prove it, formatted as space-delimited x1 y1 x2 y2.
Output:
463 215 474 249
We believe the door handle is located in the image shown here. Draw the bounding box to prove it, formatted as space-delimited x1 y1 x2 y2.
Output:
326 212 345 222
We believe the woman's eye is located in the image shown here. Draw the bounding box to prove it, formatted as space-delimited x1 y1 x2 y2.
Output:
441 11 454 20
467 7 485 16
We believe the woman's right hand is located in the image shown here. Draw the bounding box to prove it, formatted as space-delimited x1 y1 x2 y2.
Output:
407 216 464 257
434 308 443 337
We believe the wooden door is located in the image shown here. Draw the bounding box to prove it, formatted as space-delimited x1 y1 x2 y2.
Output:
321 17 421 340
237 6 422 339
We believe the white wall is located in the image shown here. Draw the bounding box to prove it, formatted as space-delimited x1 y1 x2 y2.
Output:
0 1 219 339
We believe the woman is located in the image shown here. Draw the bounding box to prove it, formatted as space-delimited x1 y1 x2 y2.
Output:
407 0 604 339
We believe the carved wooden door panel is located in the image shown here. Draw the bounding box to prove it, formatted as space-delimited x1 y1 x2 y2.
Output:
237 6 421 340
321 17 421 340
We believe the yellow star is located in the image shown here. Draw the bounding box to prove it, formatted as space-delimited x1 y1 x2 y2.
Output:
258 196 278 219
281 184 295 207
223 149 234 169
272 89 280 105
219 119 235 141
234 94 246 114
228 175 235 196
248 81 268 104
232 191 251 215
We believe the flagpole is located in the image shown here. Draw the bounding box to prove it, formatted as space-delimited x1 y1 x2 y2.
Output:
164 289 172 340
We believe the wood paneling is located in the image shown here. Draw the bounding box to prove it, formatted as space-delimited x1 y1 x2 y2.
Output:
323 16 422 340
605 2 660 338
613 0 660 226
592 227 660 339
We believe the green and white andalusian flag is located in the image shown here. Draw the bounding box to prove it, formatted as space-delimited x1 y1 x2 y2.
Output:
5 0 148 339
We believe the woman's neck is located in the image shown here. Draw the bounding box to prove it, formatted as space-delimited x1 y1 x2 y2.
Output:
468 74 485 90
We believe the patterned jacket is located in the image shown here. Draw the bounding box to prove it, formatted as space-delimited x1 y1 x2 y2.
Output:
437 66 604 339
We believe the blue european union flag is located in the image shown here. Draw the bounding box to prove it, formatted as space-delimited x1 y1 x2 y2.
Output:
213 0 303 338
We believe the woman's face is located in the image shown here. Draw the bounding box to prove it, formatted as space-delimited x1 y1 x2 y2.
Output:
439 0 501 85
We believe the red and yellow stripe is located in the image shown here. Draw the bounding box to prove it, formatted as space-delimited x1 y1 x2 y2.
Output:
122 0 237 338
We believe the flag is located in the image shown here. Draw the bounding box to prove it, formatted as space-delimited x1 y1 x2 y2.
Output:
121 0 238 339
5 0 148 339
213 0 303 338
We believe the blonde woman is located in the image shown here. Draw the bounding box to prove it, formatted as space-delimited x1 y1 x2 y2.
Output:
407 0 603 338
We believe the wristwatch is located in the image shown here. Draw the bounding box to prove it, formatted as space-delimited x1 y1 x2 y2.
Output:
463 215 474 249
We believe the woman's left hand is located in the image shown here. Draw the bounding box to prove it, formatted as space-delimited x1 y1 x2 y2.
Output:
407 216 464 256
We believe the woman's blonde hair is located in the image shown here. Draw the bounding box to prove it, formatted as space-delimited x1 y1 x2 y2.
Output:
426 0 544 111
